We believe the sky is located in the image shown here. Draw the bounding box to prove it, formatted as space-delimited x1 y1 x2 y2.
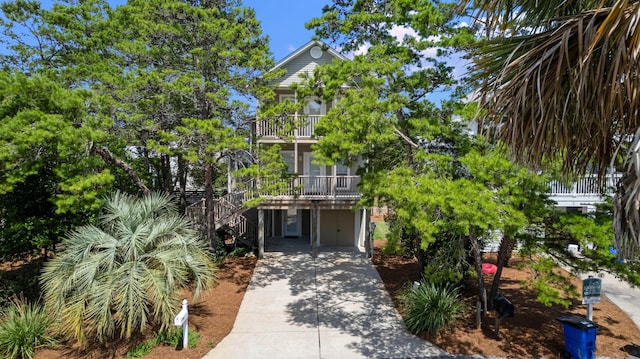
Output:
31 0 463 102
34 0 330 63
243 0 332 62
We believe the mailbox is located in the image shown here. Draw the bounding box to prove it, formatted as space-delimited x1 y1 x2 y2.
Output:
493 294 514 318
174 307 188 326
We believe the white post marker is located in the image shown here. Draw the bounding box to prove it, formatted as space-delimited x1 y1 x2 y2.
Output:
582 276 602 321
174 299 189 349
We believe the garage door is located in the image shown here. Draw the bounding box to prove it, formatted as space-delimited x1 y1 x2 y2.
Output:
320 209 354 246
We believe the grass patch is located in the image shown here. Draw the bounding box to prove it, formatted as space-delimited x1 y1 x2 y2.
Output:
126 328 201 358
0 296 58 359
373 222 389 241
401 282 465 335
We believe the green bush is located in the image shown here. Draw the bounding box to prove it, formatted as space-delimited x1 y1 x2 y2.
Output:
41 192 216 344
401 282 464 335
0 297 58 359
228 246 251 258
126 328 201 358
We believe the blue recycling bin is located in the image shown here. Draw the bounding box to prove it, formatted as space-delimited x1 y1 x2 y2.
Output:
557 315 598 359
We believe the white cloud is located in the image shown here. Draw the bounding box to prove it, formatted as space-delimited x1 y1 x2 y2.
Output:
389 25 420 42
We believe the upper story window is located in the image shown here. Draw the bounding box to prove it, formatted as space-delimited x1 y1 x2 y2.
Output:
281 150 295 173
279 94 295 104
304 97 326 117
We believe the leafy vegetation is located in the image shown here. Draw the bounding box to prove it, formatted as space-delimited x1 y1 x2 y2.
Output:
465 0 640 261
125 328 201 358
401 283 465 335
0 296 58 359
40 192 216 345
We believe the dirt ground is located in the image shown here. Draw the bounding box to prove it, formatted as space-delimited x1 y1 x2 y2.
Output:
24 239 640 359
33 256 257 359
371 240 640 359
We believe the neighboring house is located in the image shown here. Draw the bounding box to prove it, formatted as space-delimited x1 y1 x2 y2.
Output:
548 174 621 213
248 40 370 257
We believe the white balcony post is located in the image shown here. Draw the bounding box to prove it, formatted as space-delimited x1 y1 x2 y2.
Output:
258 209 264 258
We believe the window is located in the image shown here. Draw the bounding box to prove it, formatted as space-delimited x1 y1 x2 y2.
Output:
336 162 350 189
281 151 295 173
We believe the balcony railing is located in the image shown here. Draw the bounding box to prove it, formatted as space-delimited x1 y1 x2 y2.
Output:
255 175 361 200
257 115 322 138
548 174 621 207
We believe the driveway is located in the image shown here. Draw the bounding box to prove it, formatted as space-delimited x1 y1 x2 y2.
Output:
202 249 451 359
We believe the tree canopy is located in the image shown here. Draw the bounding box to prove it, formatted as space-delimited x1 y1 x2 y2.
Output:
465 0 640 259
0 0 280 255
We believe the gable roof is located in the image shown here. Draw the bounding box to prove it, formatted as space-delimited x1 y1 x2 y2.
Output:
269 40 348 73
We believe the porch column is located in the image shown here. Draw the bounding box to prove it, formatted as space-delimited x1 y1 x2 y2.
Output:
294 91 299 174
311 204 318 258
258 209 264 258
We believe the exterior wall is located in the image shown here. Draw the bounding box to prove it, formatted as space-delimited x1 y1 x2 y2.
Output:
252 41 363 251
271 50 336 88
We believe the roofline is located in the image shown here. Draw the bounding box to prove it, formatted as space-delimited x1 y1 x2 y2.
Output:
268 40 348 73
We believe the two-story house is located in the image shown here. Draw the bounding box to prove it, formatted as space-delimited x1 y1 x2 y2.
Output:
250 40 370 257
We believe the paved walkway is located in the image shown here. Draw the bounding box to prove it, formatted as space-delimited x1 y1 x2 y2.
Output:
203 249 456 359
203 243 640 359
585 270 640 329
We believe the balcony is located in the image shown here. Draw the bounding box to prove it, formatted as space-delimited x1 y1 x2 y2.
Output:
548 174 621 208
256 175 361 200
257 115 322 139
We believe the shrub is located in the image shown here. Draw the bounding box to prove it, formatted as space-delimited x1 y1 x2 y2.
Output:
0 297 58 359
41 192 217 344
401 282 465 335
228 246 251 258
125 328 201 358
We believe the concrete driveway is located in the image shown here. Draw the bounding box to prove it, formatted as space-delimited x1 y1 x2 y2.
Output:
202 249 450 359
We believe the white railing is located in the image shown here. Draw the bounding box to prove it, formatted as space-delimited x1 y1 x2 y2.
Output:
257 115 323 138
257 175 361 199
548 174 621 207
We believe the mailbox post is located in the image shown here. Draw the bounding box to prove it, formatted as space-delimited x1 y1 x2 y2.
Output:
582 276 602 321
174 299 189 349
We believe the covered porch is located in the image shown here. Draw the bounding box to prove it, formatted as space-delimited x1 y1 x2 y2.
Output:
254 206 371 258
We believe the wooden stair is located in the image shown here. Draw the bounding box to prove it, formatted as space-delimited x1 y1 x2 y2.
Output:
185 190 257 249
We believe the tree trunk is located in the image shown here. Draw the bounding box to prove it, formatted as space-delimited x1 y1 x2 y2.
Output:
177 154 188 209
161 154 172 192
204 163 217 250
489 236 516 308
469 233 487 315
416 246 427 281
91 144 150 195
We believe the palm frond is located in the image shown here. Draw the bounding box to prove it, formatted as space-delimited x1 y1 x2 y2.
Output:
41 191 216 345
471 1 640 178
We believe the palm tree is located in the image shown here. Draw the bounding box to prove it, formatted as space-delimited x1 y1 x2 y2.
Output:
40 191 216 344
466 0 640 259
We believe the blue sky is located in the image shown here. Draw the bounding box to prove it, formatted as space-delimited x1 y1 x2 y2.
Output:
35 0 330 63
31 0 462 102
244 0 331 62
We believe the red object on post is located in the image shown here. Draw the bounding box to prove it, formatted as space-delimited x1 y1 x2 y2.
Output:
482 263 497 275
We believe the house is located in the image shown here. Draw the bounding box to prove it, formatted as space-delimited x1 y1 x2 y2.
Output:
247 40 370 257
191 40 371 257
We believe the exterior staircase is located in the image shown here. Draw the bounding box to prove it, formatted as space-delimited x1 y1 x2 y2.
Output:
185 190 257 249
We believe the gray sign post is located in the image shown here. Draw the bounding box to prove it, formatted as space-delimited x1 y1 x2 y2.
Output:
582 276 602 321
